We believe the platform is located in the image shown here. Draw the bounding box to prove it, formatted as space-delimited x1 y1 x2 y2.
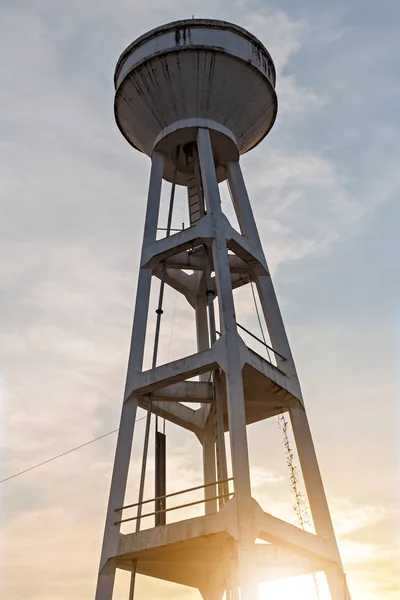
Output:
114 497 337 592
138 342 302 436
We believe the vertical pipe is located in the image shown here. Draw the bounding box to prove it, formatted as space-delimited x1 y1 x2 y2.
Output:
155 431 166 525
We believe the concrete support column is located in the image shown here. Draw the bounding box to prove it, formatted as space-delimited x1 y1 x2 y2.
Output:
196 298 218 514
226 160 298 382
202 423 218 514
227 159 348 599
290 406 350 600
95 399 138 600
124 151 164 395
95 152 164 600
195 298 210 377
197 129 257 600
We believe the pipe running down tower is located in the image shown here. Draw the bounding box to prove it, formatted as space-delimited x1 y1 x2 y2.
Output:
95 19 350 600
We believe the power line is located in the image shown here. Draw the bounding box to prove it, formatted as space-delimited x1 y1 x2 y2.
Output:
1 415 147 484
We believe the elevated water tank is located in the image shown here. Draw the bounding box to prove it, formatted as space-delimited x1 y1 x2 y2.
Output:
114 19 277 182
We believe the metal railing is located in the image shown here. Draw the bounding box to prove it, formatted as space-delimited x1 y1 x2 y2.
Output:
236 322 285 362
216 323 286 366
114 477 234 526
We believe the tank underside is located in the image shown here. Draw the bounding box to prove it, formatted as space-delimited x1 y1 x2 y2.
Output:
115 48 277 157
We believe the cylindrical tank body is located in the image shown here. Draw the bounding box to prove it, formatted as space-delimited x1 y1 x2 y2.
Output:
114 19 277 182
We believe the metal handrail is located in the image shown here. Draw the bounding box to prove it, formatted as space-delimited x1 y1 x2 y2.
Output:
114 492 234 525
115 476 234 513
236 322 286 361
157 227 183 232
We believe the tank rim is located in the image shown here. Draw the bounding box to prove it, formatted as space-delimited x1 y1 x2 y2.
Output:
114 18 276 87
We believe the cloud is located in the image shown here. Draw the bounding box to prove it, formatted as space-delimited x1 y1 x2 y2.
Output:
250 465 286 487
331 500 397 537
329 502 400 599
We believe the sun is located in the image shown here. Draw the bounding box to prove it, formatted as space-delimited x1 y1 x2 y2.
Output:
258 574 327 600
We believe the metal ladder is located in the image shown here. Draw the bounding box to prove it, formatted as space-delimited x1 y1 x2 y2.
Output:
186 151 203 226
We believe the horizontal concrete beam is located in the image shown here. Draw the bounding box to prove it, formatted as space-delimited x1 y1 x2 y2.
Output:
152 381 213 403
241 343 302 404
223 216 268 275
126 338 226 399
255 509 338 564
254 543 329 581
138 398 205 434
118 497 237 556
142 214 212 268
231 272 252 290
153 266 197 305
165 250 253 274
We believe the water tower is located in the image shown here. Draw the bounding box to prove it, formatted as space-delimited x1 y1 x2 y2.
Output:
95 19 350 600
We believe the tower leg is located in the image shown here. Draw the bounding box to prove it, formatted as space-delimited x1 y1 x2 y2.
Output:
195 297 210 359
325 566 348 599
95 152 164 600
197 129 258 600
200 586 225 600
95 399 138 600
226 160 349 598
195 298 218 514
290 406 350 599
202 421 218 514
226 161 298 382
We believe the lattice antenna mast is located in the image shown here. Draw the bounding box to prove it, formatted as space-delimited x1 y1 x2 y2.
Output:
94 19 351 600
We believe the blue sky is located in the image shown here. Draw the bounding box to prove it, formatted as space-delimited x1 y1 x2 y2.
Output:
1 1 399 599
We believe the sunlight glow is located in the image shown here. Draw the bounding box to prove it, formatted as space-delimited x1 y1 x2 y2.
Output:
259 574 329 600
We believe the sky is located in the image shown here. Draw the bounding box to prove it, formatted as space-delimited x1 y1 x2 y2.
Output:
0 0 399 599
